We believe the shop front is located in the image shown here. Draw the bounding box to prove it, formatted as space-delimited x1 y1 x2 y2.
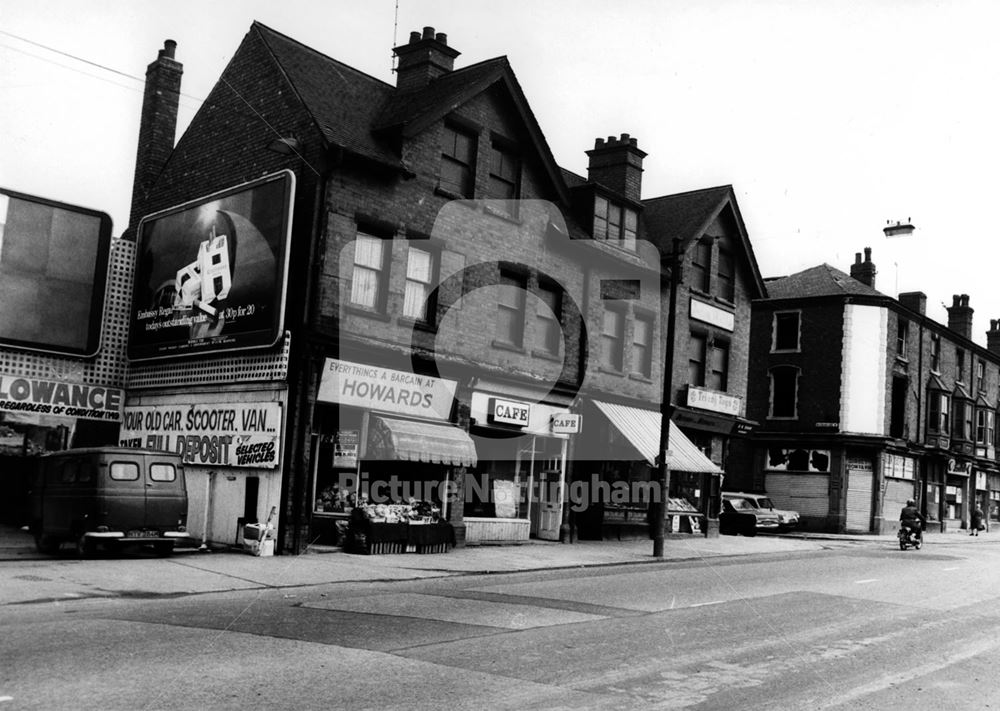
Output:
119 392 285 548
573 399 723 540
465 390 574 545
0 372 122 526
943 458 971 531
312 358 474 550
879 451 917 534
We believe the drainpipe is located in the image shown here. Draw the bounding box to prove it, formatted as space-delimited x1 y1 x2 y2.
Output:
200 470 216 550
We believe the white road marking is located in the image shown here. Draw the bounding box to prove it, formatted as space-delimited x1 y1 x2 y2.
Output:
942 566 961 571
855 579 879 584
0 697 13 703
689 600 724 608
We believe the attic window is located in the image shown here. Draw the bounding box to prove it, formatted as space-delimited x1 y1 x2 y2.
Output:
593 196 637 251
440 124 476 197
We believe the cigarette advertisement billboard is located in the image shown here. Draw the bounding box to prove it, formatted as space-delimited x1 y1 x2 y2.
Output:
128 171 295 361
0 188 112 356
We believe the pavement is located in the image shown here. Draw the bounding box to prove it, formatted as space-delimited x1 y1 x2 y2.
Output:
0 523 992 606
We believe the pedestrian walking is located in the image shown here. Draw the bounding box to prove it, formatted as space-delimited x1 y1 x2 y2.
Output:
970 505 984 536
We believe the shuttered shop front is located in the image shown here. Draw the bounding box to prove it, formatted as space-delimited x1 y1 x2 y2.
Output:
845 460 873 533
766 473 830 520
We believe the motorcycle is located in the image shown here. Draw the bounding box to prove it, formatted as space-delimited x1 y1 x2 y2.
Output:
898 524 922 550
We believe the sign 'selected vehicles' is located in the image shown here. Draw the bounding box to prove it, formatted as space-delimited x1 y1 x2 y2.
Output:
28 447 193 557
722 491 800 533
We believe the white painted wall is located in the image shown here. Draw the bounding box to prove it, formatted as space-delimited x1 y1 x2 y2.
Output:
840 304 888 435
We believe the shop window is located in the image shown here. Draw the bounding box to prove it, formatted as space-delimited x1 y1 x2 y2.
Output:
769 366 798 419
927 391 950 434
632 312 653 379
976 408 995 447
440 124 476 197
773 311 800 351
349 233 387 311
487 141 520 212
717 248 735 302
707 341 729 391
402 246 435 322
896 319 908 358
991 490 1000 521
495 271 527 347
930 334 941 372
688 333 707 386
534 282 562 356
691 239 711 292
467 434 541 520
601 306 625 371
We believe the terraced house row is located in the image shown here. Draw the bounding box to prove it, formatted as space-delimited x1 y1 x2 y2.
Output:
0 22 992 551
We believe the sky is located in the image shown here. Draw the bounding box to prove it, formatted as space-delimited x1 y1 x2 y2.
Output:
3 0 1000 341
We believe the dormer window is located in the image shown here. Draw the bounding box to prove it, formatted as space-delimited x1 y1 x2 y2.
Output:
593 195 637 251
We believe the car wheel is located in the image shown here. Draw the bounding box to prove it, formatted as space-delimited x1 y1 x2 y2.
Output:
75 533 96 559
34 532 60 555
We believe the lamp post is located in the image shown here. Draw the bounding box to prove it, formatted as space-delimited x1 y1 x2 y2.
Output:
653 237 681 557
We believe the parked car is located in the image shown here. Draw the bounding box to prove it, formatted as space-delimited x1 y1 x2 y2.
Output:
28 447 192 557
719 494 781 536
723 491 800 532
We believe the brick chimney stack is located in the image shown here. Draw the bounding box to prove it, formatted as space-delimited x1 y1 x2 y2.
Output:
586 134 646 204
849 247 876 288
947 294 974 340
128 40 182 235
988 320 1000 356
898 291 927 316
392 27 460 92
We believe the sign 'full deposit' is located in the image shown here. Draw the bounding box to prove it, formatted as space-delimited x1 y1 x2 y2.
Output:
119 401 282 468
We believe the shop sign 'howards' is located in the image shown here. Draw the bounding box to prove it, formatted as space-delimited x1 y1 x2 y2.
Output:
118 401 282 468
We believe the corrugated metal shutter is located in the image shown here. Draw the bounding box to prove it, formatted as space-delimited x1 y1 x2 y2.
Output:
884 479 916 523
766 473 830 519
845 466 873 532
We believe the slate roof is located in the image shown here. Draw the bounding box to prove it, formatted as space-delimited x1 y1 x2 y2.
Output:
642 186 733 246
642 185 766 297
254 22 402 169
764 263 886 300
252 22 567 201
373 57 510 135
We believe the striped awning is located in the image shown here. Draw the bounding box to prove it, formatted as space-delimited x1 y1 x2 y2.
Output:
592 400 723 474
367 416 477 467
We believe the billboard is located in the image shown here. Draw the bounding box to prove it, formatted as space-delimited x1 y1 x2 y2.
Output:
128 171 295 361
0 188 112 356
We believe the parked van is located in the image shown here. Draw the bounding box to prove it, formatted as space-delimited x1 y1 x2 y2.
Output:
28 447 192 557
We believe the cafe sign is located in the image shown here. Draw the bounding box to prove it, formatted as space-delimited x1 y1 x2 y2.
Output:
489 398 531 427
551 413 581 434
318 359 457 420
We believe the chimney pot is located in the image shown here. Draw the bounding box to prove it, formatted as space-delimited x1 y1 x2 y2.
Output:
162 40 176 59
422 26 435 40
595 137 605 148
620 133 630 142
409 31 421 43
953 295 962 307
864 247 872 262
436 32 447 45
855 252 862 264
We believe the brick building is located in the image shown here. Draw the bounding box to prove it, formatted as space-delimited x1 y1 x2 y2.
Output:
741 247 1000 533
122 23 765 553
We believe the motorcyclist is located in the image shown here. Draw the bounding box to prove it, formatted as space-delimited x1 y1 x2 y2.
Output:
900 498 925 542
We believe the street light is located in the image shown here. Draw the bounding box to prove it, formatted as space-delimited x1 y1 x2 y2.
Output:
653 237 681 558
